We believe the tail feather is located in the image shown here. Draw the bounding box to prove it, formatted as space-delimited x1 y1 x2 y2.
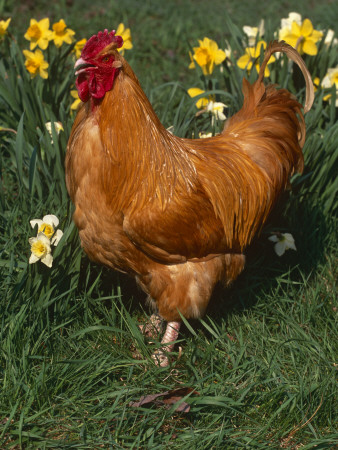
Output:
257 40 314 113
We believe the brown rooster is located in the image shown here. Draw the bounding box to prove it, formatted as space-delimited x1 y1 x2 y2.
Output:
66 29 314 366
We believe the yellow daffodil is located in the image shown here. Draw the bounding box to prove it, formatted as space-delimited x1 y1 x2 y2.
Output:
24 18 52 50
279 12 302 37
313 77 320 92
70 89 81 110
116 23 133 55
281 18 323 55
187 87 212 109
74 38 87 58
189 37 226 75
23 49 49 79
268 233 297 256
30 214 62 240
51 19 75 47
237 40 275 77
29 233 53 267
321 67 338 106
0 18 11 37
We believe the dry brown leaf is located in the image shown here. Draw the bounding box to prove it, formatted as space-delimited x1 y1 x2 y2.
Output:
129 387 199 413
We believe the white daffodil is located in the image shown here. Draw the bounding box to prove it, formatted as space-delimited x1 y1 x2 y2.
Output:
278 12 302 44
207 101 227 126
323 29 338 46
321 67 338 106
243 20 265 46
45 121 64 143
199 131 213 138
29 232 53 267
268 233 297 256
51 229 63 246
30 214 60 239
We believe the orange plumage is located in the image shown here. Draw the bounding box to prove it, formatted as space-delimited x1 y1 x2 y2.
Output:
66 33 313 365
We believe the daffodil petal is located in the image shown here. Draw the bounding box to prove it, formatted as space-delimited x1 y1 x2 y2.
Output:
214 48 226 65
39 18 50 31
301 18 313 37
274 241 286 256
284 233 297 250
43 215 59 227
283 34 300 49
41 253 53 267
116 23 124 35
37 232 52 245
188 87 205 97
51 229 63 246
30 219 43 229
311 29 323 42
237 54 250 69
291 21 301 36
29 253 40 264
303 40 318 55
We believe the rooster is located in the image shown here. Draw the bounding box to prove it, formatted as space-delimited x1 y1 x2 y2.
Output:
66 29 314 366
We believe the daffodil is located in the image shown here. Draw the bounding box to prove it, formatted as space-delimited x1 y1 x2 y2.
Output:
243 20 265 46
323 29 337 46
70 89 81 110
29 233 53 267
321 67 338 106
313 77 320 92
199 131 213 138
30 214 62 240
45 121 64 143
187 87 212 109
237 40 275 77
268 233 297 256
207 101 227 126
116 23 133 55
74 38 87 58
281 18 323 55
279 12 302 38
51 19 75 47
23 49 49 79
0 18 11 37
24 18 52 50
189 37 226 75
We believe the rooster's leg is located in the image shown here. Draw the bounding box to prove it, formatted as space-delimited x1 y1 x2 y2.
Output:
139 313 163 338
152 321 181 367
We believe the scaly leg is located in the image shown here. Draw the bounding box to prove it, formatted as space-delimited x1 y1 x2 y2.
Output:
152 321 181 367
139 313 163 338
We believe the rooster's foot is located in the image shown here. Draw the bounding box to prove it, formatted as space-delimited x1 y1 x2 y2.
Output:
139 313 163 338
151 321 181 367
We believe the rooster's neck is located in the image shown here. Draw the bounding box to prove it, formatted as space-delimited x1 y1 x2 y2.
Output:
93 61 196 211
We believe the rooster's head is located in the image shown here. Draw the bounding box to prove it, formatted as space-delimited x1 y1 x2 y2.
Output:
75 29 123 102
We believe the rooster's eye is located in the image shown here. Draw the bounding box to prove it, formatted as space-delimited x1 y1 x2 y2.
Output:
102 56 110 63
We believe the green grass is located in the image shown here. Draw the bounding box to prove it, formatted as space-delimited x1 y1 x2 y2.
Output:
1 0 337 448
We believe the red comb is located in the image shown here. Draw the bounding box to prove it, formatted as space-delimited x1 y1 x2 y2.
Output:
81 29 123 59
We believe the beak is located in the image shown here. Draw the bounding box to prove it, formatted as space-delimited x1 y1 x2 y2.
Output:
74 57 95 75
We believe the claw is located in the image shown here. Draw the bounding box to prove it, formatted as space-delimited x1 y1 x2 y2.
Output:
152 321 181 367
139 313 163 338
